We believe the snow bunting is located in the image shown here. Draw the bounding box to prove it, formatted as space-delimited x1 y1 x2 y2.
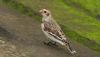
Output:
39 9 76 54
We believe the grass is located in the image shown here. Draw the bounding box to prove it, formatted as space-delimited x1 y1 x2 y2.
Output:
60 24 100 52
1 0 100 52
16 0 100 44
2 0 41 21
64 0 100 17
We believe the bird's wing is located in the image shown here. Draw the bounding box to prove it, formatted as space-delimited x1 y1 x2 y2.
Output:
43 19 67 42
43 20 76 53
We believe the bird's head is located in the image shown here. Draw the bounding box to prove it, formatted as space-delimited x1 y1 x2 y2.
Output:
39 9 51 18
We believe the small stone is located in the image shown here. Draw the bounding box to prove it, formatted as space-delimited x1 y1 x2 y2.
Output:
11 45 16 49
21 53 26 57
0 40 5 44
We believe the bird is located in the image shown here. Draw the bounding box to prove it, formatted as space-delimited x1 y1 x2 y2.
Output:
39 9 76 54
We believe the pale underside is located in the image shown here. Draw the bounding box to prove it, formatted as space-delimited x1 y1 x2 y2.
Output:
41 18 70 45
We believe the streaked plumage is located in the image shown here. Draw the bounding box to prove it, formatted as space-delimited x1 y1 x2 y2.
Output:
40 9 76 54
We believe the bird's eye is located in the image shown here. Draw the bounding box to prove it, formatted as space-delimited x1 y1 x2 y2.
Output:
44 11 47 13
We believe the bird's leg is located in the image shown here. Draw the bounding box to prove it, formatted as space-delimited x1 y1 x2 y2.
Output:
43 41 58 46
43 41 52 46
50 41 58 46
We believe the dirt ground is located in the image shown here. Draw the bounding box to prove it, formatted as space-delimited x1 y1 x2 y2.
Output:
0 5 100 57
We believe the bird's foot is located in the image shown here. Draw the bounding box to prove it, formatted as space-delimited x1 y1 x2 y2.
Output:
51 42 58 47
43 41 58 47
43 41 51 46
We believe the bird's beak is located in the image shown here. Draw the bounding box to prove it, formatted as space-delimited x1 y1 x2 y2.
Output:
39 9 43 16
39 10 42 13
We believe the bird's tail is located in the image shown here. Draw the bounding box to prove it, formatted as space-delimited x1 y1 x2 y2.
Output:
65 42 77 54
